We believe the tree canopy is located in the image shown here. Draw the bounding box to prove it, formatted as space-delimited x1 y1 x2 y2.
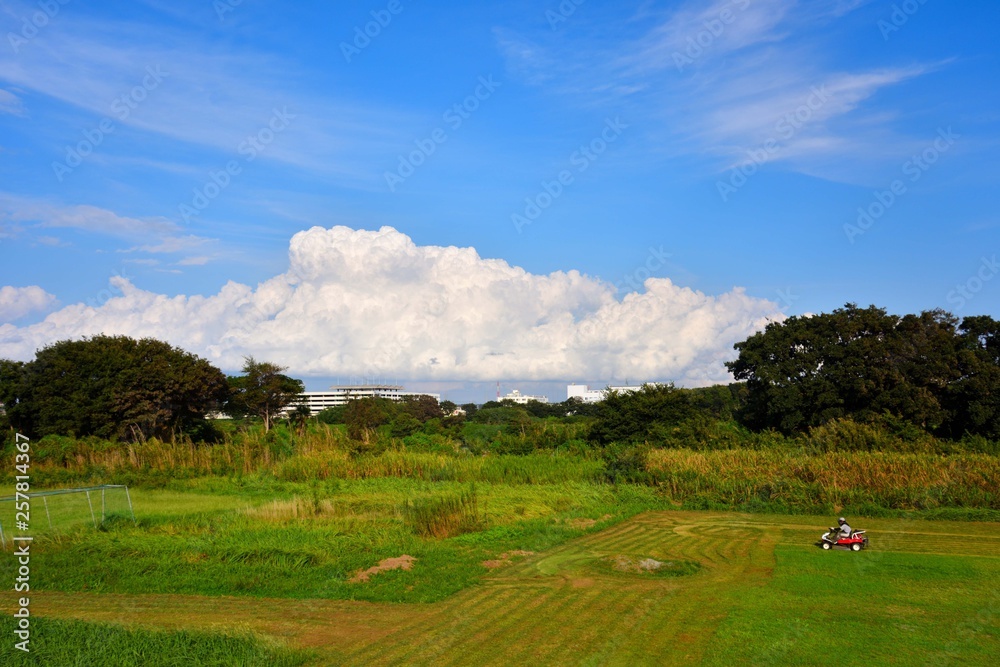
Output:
726 304 1000 437
224 357 304 431
588 383 695 445
0 335 228 441
338 394 446 441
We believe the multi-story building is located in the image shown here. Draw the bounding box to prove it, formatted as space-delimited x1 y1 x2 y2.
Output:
566 383 658 403
502 389 549 404
287 384 441 416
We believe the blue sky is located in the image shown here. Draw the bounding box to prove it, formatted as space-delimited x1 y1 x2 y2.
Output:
1 0 998 402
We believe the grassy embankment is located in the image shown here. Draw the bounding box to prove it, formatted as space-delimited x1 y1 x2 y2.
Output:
3 511 997 665
0 422 997 664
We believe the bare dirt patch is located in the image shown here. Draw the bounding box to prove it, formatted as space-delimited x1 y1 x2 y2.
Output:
605 555 700 577
350 555 416 583
568 514 612 529
481 550 534 569
611 555 668 573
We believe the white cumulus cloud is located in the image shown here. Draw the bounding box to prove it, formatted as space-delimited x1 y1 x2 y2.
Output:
0 286 57 323
0 226 782 385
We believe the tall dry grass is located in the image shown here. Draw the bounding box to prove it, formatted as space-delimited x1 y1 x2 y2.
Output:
8 427 999 513
402 487 482 538
8 427 604 487
647 449 1000 510
274 449 604 484
7 425 351 484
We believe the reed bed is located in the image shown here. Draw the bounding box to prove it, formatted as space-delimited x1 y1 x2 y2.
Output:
647 449 1000 510
276 450 605 484
402 487 483 538
7 429 998 513
9 430 605 487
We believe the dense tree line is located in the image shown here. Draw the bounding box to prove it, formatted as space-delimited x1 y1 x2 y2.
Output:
726 305 1000 438
3 305 999 450
1 337 304 442
581 306 1000 450
478 398 602 419
0 336 228 441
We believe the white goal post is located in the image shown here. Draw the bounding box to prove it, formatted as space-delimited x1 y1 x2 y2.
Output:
0 484 136 550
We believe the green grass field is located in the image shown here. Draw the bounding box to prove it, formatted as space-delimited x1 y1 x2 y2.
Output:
2 481 998 665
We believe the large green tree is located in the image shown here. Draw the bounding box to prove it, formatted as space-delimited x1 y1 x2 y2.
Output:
942 315 1000 439
1 335 228 441
225 357 304 431
726 304 1000 436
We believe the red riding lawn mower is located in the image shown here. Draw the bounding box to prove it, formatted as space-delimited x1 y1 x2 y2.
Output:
819 527 869 551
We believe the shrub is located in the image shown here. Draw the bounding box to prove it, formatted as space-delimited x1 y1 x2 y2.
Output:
471 406 532 425
805 416 937 453
602 443 650 484
402 432 456 454
958 433 1000 456
489 432 535 456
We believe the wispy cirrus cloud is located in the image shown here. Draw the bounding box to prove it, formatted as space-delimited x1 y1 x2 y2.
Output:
623 0 793 74
176 255 212 266
0 4 410 185
0 193 217 260
0 88 24 116
498 0 937 183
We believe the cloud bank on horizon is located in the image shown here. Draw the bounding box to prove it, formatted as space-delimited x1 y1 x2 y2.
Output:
0 226 782 385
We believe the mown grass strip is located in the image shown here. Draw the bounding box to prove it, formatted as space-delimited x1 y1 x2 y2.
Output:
0 616 312 667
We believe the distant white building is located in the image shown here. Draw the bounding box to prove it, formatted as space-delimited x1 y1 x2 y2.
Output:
287 384 441 416
502 389 549 404
566 383 659 403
